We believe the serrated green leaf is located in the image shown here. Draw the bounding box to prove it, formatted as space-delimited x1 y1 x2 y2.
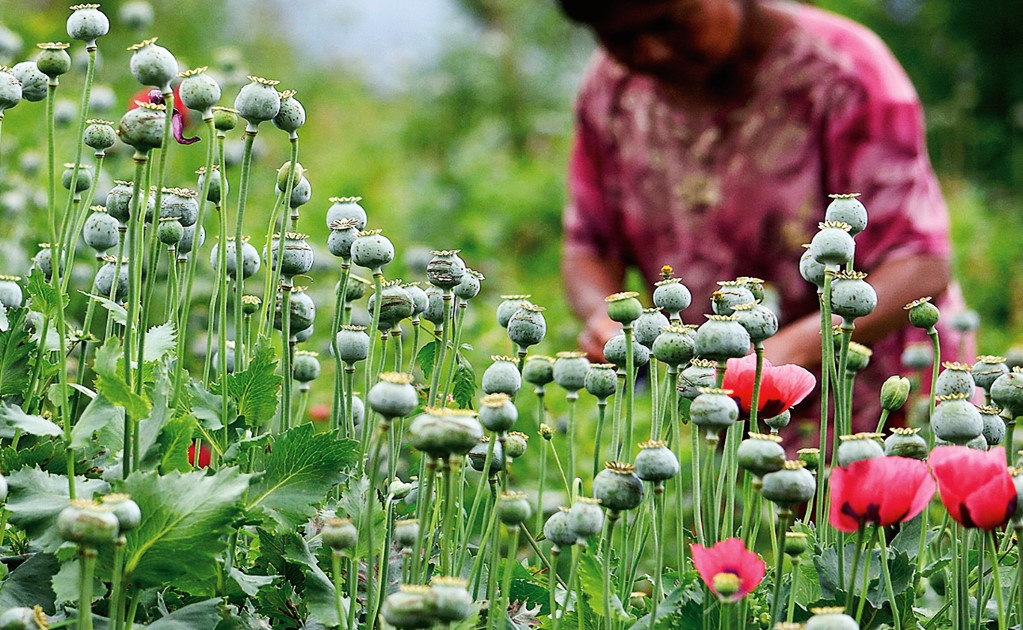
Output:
118 468 252 595
247 424 360 529
0 552 59 613
0 440 62 474
278 530 343 627
143 322 177 363
82 291 127 325
6 467 110 551
417 341 437 379
228 568 277 598
26 268 62 318
71 393 125 452
189 380 225 430
0 307 34 397
577 551 630 621
156 414 198 473
452 357 476 409
0 402 62 438
51 557 106 607
93 338 150 419
227 342 281 429
147 598 225 629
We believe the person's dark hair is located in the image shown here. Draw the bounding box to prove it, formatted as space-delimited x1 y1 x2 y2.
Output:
554 0 619 24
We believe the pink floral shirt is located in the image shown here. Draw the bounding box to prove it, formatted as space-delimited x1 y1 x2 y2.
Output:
564 2 965 433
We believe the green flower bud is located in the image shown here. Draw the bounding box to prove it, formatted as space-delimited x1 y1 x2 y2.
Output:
503 431 529 459
731 302 778 343
690 387 738 437
593 462 644 512
880 375 911 412
292 350 320 384
156 217 183 246
522 355 555 388
83 119 116 152
273 89 305 136
544 508 578 549
178 66 221 116
904 297 940 331
568 496 604 540
57 499 119 545
508 303 546 349
836 433 884 467
884 427 928 459
797 448 820 471
784 531 809 557
845 341 872 373
335 325 370 364
119 101 165 153
605 291 643 324
603 334 650 369
634 308 669 347
553 351 590 392
83 207 119 253
408 408 483 459
351 229 394 273
211 106 238 131
760 461 816 508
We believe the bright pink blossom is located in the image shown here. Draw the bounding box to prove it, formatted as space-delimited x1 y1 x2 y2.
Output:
930 446 1017 530
690 537 766 602
722 353 815 418
829 456 935 533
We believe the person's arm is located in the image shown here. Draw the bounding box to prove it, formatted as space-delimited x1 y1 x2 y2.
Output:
762 253 950 368
563 248 625 360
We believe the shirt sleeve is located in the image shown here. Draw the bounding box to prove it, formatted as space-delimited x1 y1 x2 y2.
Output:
822 73 951 272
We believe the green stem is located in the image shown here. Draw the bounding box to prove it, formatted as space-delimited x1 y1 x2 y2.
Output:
279 280 293 432
77 547 96 630
927 328 941 423
550 548 561 630
651 484 666 629
691 428 706 546
593 400 607 479
845 526 866 612
110 538 125 630
499 526 521 628
566 393 577 483
622 325 636 457
749 343 765 432
879 527 902 630
816 272 835 539
855 526 878 623
233 129 257 369
363 272 385 435
331 262 352 429
770 510 791 625
787 557 801 622
603 513 619 628
428 292 451 407
332 551 349 630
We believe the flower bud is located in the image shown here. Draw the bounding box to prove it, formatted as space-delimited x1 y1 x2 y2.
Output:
553 351 589 392
593 462 644 512
321 517 357 551
634 440 680 482
805 606 859 630
695 315 750 361
584 364 617 400
544 508 578 549
11 62 47 102
67 5 110 45
326 197 367 231
736 433 785 478
634 308 669 348
825 193 867 235
381 585 437 629
690 387 738 437
335 325 370 364
351 229 394 273
880 376 910 412
711 281 755 316
845 341 872 374
830 271 876 322
482 356 520 396
905 297 940 331
496 294 530 328
810 221 854 267
234 76 281 127
797 448 820 471
836 433 884 467
568 497 604 540
931 394 983 445
57 499 119 545
368 372 418 419
653 277 691 317
884 427 928 459
972 356 1009 392
61 163 93 194
760 461 816 508
935 361 975 398
522 355 555 387
430 577 473 622
426 249 466 289
603 334 650 369
129 38 176 89
212 106 238 131
36 42 72 78
508 303 546 349
496 491 532 526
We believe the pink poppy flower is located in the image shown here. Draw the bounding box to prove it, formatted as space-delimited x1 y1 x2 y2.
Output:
930 446 1017 530
690 537 766 602
723 353 815 418
829 456 935 533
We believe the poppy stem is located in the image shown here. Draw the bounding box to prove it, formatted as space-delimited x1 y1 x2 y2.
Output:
78 546 96 630
816 270 835 541
593 399 607 479
855 526 878 623
787 556 801 621
975 530 985 630
330 262 352 430
749 343 765 433
844 526 866 612
770 509 791 624
878 526 902 630
623 325 636 457
926 328 941 428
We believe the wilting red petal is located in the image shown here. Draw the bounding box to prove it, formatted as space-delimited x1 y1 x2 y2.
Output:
930 446 1017 530
128 86 191 126
723 354 815 418
829 456 935 533
172 112 199 145
691 537 765 602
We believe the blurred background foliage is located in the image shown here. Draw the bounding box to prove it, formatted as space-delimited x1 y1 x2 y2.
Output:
0 0 1021 371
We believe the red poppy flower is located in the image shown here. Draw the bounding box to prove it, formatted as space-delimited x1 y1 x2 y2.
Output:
722 353 815 418
929 446 1017 530
828 456 935 533
187 442 211 468
128 86 198 145
690 537 765 603
308 403 330 423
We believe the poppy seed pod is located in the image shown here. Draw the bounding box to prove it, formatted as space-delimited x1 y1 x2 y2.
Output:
824 193 867 235
33 244 63 281
271 232 314 278
119 101 165 153
453 268 483 301
100 493 141 532
426 249 466 289
797 448 820 471
11 61 47 102
884 427 928 459
496 491 532 526
234 76 281 128
478 393 517 432
430 576 473 623
36 42 72 78
603 333 650 369
553 351 590 392
634 440 680 482
880 375 910 412
930 394 983 445
211 237 260 279
409 408 483 459
284 177 311 209
830 271 877 322
128 38 176 90
394 518 419 548
593 462 645 512
991 368 1023 418
690 387 739 437
83 119 117 152
273 89 305 136
61 163 93 193
972 356 1009 392
845 341 872 373
95 257 128 301
321 517 357 551
366 281 414 329
404 283 428 316
0 276 22 309
67 5 109 45
326 219 359 259
0 69 21 113
634 308 669 348
979 405 1005 446
326 196 367 231
503 431 528 459
178 224 205 256
83 207 119 253
544 508 579 549
950 309 981 333
799 244 826 288
736 433 785 478
900 342 932 370
905 297 940 331
156 217 183 246
605 291 643 324
468 436 504 474
653 277 691 318
760 460 816 508
351 229 394 273
380 585 436 629
522 355 555 387
178 66 221 117
711 282 755 316
368 372 418 419
730 302 778 344
835 433 884 467
935 361 976 398
57 499 119 545
810 221 855 268
765 409 791 431
568 497 604 541
496 294 531 328
159 187 199 227
695 315 751 361
273 286 315 332
292 350 320 384
736 276 766 302
421 286 445 325
212 105 238 131
293 324 314 344
584 364 618 400
805 606 860 630
105 180 133 222
507 303 546 349
482 356 520 396
196 165 225 204
678 359 717 400
0 607 48 630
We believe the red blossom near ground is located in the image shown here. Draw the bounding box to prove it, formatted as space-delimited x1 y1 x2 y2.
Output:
187 442 211 468
929 445 1017 530
128 86 199 145
722 353 816 418
309 403 330 423
690 537 766 603
828 455 936 533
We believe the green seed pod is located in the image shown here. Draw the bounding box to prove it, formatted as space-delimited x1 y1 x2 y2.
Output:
503 431 528 459
351 229 394 272
367 281 414 329
240 295 261 316
67 4 109 45
381 585 437 629
900 342 932 370
568 497 604 540
453 268 483 301
83 207 119 253
335 325 369 364
797 448 820 471
273 89 305 136
0 276 22 309
736 433 786 478
930 394 983 445
321 517 357 551
156 217 183 246
271 232 314 278
799 243 825 288
593 462 644 512
234 76 281 127
731 302 778 343
905 297 940 331
830 271 876 322
273 286 315 331
33 244 62 281
760 461 816 508
468 436 503 473
326 196 367 231
283 177 311 209
105 180 133 223
0 69 21 112
368 372 418 419
394 518 419 548
422 286 445 325
211 106 238 131
634 308 669 348
972 356 1009 392
325 219 359 259
128 38 176 89
653 277 691 317
711 282 755 316
292 350 321 384
690 387 738 437
496 491 532 526
61 163 93 193
836 433 884 467
178 66 221 116
884 427 928 459
584 364 617 400
213 342 235 375
880 376 911 412
964 434 988 451
825 193 867 236
765 409 791 431
784 531 809 558
652 324 696 366
605 291 642 324
735 276 766 302
495 295 530 328
478 393 517 432
935 361 975 398
603 334 650 369
950 309 980 333
979 405 1005 446
196 165 225 204
119 101 165 153
404 283 428 316
95 257 127 301
544 508 578 549
409 408 483 459
991 368 1023 418
695 315 750 361
523 355 555 387
36 42 72 78
11 61 47 102
805 606 859 630
634 440 680 482
100 493 141 532
810 221 855 267
0 607 48 630
57 499 119 545
482 356 520 396
553 351 590 392
293 324 314 344
677 359 717 400
508 303 547 349
426 249 466 289
83 119 116 151
430 576 473 623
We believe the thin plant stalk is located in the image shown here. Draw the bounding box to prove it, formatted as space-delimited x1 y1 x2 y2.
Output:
78 547 97 630
428 291 452 407
331 550 350 630
593 399 607 478
330 261 352 429
566 392 577 482
844 526 867 612
787 556 801 622
769 509 791 625
691 428 707 546
110 538 126 630
815 271 835 537
232 129 258 370
927 328 941 422
622 325 636 457
498 526 521 630
879 527 903 630
363 272 385 421
122 153 150 477
854 529 877 623
279 280 294 432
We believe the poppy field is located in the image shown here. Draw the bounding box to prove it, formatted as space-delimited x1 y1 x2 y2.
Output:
0 5 1020 630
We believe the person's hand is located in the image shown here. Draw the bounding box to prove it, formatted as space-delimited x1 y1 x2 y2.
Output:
578 312 621 362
